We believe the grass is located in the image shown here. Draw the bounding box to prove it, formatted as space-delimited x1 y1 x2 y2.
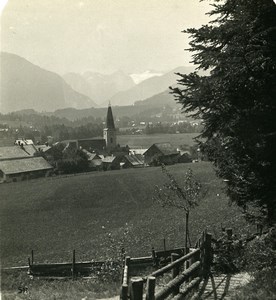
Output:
1 269 120 300
0 162 248 299
117 133 198 148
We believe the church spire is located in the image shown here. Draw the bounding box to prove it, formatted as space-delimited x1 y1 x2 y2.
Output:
103 103 117 150
106 103 115 129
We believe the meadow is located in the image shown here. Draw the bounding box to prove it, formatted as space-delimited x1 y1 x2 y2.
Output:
0 162 246 268
0 162 249 299
117 133 198 148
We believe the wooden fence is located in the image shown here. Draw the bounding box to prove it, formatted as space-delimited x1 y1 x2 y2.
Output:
27 250 121 279
120 231 212 300
26 243 186 280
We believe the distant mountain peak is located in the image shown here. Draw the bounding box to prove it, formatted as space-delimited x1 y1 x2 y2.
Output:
130 70 164 84
63 70 135 106
104 66 196 107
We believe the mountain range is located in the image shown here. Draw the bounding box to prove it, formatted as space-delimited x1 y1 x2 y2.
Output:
63 70 136 105
106 66 195 107
0 52 195 113
0 52 98 113
62 67 194 107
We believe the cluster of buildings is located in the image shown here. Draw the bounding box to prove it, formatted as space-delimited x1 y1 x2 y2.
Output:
0 105 194 183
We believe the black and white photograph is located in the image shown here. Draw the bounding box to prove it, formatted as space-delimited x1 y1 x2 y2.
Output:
0 0 275 299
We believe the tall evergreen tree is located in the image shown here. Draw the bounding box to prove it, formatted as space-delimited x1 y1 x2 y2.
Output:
171 0 276 225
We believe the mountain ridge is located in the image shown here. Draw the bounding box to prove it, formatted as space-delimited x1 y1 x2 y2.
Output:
0 52 98 113
63 70 135 105
105 66 195 107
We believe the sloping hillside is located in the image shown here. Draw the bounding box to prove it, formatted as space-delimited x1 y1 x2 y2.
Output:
134 89 177 107
0 163 245 267
0 52 97 113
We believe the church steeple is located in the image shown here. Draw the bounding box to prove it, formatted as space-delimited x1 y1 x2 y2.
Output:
103 103 117 150
106 103 115 129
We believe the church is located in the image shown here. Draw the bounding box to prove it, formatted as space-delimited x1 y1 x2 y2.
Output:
62 104 129 156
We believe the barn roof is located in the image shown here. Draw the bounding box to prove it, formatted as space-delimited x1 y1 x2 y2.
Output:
145 143 179 156
0 146 31 160
22 145 37 156
129 148 147 155
0 157 53 175
102 156 116 163
78 137 104 141
124 154 144 166
82 149 101 160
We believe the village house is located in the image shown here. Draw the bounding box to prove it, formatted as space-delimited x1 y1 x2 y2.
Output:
122 154 145 169
178 151 192 163
82 149 103 170
60 138 106 154
0 156 53 183
143 143 180 166
102 155 121 171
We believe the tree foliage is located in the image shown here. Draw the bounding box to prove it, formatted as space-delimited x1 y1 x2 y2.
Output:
171 0 276 225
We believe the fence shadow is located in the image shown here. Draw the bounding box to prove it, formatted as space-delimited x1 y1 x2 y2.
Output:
196 273 232 300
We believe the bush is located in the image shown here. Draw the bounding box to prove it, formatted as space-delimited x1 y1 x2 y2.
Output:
243 228 276 272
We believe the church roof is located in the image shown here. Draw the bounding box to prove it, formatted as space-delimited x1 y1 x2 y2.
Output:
106 105 115 129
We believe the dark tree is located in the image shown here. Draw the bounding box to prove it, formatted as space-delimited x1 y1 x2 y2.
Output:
171 0 276 226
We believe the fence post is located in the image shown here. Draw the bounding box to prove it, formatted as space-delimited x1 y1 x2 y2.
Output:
72 250 76 280
185 247 191 270
152 247 157 266
31 250 34 265
125 256 131 284
163 238 166 251
121 284 128 300
171 253 180 296
199 231 205 277
130 277 144 300
202 233 212 279
121 256 130 300
146 276 156 300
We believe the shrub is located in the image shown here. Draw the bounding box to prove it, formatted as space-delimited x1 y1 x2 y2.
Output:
243 227 276 272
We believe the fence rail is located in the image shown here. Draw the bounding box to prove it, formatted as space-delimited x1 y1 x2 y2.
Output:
120 231 212 300
24 243 185 280
27 250 121 279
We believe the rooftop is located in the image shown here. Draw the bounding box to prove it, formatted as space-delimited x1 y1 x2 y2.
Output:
0 157 53 175
0 146 33 160
152 143 179 156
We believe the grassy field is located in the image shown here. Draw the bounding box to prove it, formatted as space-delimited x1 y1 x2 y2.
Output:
117 133 198 148
0 162 248 299
0 162 247 267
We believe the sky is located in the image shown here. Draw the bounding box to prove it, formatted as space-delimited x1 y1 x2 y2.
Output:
1 0 211 75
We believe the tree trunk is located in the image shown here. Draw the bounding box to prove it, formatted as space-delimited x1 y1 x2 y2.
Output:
185 211 189 253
